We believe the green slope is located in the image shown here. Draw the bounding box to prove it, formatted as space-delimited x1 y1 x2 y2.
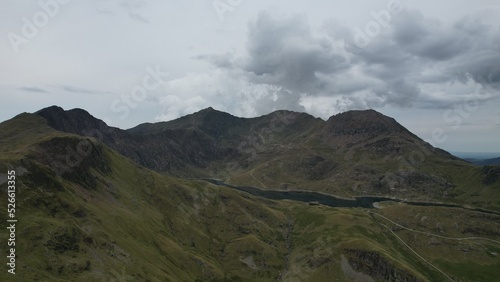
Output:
0 113 499 281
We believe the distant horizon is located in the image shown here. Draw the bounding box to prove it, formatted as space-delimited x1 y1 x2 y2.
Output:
450 151 500 160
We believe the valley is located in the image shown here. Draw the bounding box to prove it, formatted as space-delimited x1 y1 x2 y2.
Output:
0 106 499 281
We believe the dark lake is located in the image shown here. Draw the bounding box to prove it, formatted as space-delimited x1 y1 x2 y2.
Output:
203 179 394 208
201 179 500 215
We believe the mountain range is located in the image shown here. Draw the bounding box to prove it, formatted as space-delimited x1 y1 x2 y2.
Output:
34 105 498 204
465 157 500 166
0 106 499 281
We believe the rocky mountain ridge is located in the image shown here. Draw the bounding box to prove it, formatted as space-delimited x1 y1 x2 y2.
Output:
31 105 489 204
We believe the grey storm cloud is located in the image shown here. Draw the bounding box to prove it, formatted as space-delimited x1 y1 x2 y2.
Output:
196 11 352 114
391 11 472 61
198 12 350 95
357 10 500 87
373 79 421 108
242 12 350 93
446 49 500 87
195 9 499 114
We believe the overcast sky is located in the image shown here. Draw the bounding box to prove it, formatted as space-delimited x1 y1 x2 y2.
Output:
1 0 499 154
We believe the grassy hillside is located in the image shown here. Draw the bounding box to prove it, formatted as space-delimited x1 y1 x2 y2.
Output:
0 112 499 281
225 132 500 212
0 115 288 280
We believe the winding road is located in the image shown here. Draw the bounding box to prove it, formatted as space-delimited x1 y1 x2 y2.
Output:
368 211 500 245
197 178 500 281
368 211 500 282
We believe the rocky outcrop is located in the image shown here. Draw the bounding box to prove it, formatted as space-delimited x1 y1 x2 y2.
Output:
36 106 120 144
31 136 111 189
343 249 423 282
35 106 238 177
481 165 500 185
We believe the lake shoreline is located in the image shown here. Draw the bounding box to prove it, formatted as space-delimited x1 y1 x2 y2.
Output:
197 178 500 216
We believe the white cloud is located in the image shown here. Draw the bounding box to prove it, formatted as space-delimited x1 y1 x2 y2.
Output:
155 70 282 121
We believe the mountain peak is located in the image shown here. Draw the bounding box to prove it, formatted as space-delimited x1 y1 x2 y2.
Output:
128 107 243 136
200 106 215 112
192 107 239 121
35 105 65 115
35 106 111 136
325 109 410 136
